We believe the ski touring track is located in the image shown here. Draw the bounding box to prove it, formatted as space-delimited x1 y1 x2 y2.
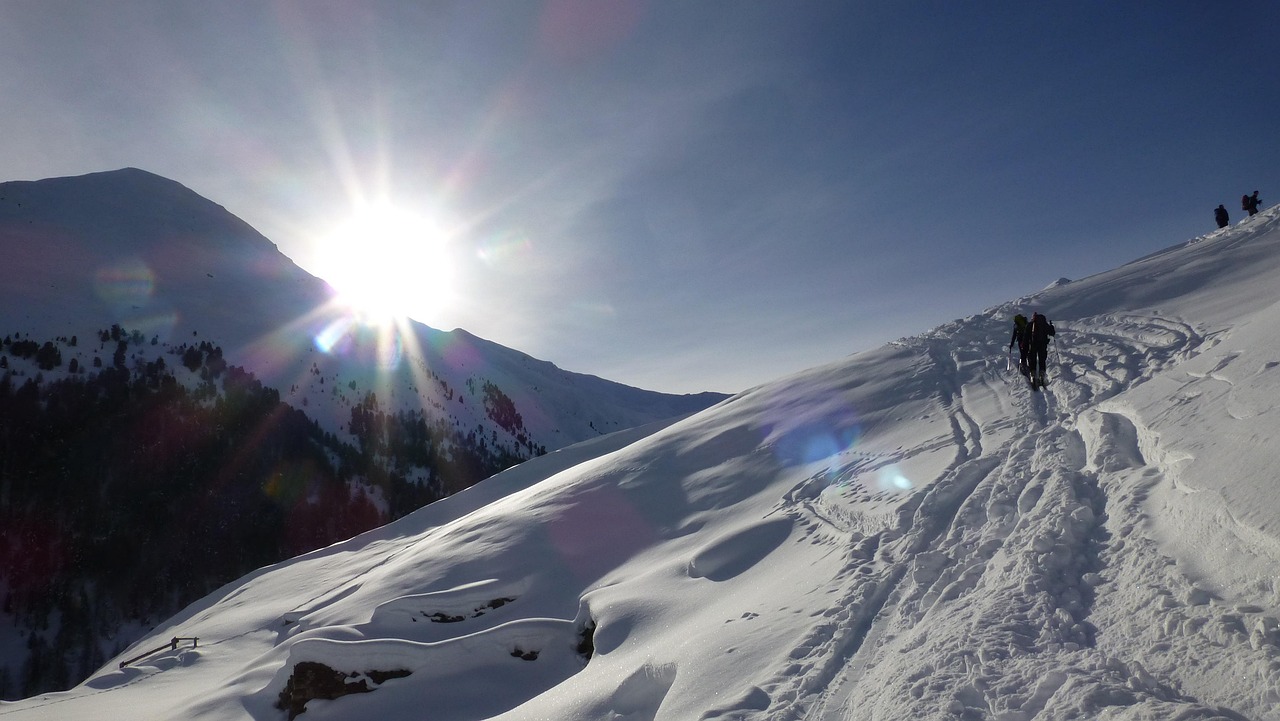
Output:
749 308 1280 720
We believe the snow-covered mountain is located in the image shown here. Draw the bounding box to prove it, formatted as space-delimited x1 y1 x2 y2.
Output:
0 168 726 454
0 168 727 701
6 203 1280 720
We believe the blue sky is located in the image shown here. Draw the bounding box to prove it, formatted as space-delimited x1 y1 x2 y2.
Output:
2 1 1277 393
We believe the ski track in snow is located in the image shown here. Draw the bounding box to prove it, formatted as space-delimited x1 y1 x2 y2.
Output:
749 307 1280 720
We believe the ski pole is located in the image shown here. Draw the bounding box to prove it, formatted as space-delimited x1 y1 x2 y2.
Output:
1048 336 1058 384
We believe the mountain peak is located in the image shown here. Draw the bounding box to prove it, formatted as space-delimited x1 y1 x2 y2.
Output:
2 166 203 205
0 167 328 348
0 168 727 445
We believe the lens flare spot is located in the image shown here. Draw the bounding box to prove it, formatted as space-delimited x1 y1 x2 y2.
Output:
315 318 349 355
263 466 310 507
314 314 406 371
476 229 532 267
94 259 156 307
877 465 915 492
771 419 861 468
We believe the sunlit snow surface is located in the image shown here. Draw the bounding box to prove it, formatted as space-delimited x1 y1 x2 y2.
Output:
7 209 1280 719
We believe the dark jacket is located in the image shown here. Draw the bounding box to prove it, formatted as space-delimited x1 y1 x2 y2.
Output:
1029 313 1055 349
1009 315 1029 351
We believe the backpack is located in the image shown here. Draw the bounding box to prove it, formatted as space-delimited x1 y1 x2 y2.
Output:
1030 313 1055 346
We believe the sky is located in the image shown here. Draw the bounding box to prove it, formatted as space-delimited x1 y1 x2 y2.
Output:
5 207 1280 720
2 1 1278 394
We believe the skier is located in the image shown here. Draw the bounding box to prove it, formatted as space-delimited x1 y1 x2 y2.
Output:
1008 314 1030 377
1028 312 1055 389
1215 204 1229 229
1247 190 1262 216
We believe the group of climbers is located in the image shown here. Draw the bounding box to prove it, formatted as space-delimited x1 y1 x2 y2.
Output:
1008 312 1055 390
1008 191 1266 391
1215 190 1263 228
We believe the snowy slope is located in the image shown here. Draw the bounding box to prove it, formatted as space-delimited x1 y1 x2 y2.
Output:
5 208 1280 720
0 169 725 453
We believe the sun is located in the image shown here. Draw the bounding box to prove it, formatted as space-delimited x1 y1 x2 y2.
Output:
314 203 456 326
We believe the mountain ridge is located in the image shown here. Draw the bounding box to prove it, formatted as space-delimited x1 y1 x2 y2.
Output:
0 168 728 449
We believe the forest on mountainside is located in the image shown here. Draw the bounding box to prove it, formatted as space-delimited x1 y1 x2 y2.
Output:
0 328 539 699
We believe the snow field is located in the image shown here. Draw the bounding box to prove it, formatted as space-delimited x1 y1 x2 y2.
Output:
6 209 1280 719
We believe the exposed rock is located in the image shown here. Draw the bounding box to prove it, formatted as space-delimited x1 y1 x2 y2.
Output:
276 661 411 720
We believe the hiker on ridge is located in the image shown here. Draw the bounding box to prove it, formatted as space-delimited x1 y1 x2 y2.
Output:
1246 191 1261 216
1008 314 1030 377
1215 204 1229 228
1028 312 1055 390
